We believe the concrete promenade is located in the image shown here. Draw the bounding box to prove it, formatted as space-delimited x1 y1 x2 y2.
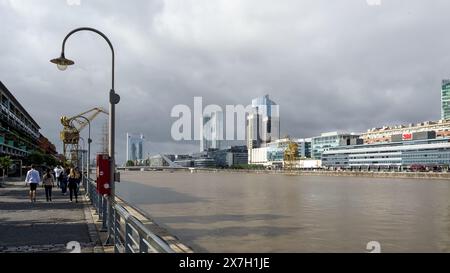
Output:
0 180 102 253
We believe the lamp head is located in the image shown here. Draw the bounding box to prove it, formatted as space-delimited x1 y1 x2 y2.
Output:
50 53 74 71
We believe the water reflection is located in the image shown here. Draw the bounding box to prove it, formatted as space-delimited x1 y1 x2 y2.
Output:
117 171 450 253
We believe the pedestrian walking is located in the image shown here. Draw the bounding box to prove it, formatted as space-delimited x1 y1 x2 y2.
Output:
54 165 63 188
68 168 80 203
42 168 55 202
74 167 82 196
60 168 69 195
25 164 41 202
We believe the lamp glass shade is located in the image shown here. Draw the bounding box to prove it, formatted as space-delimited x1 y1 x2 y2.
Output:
50 55 75 71
57 64 68 71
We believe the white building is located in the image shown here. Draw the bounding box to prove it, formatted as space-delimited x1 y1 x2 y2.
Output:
127 133 145 161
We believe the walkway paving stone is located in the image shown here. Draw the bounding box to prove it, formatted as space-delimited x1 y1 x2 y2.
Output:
0 180 100 253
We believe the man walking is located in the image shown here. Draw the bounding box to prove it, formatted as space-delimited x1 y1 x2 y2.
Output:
54 165 63 188
25 164 41 202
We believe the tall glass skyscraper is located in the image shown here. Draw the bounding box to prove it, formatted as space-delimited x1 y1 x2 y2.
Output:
127 133 145 161
200 111 223 152
442 79 450 120
247 95 280 151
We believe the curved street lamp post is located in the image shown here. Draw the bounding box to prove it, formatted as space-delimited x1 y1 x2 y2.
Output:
51 27 120 245
78 136 86 184
75 116 92 194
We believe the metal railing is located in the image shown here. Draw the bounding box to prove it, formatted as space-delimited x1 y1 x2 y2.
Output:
83 176 175 253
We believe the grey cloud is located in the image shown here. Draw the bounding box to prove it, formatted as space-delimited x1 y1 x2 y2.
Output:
1 0 449 164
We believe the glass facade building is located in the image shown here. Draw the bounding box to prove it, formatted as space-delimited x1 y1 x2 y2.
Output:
247 95 280 150
126 133 145 161
264 138 312 163
200 111 223 152
312 132 361 159
322 137 450 169
442 79 450 120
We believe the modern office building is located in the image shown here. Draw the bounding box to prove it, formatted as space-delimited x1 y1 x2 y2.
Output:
126 133 145 161
0 81 44 158
248 138 318 168
247 95 280 149
200 111 223 152
311 132 361 159
213 146 248 167
442 79 450 120
297 138 312 158
322 131 450 170
173 154 194 168
247 95 280 162
361 119 450 144
193 158 216 168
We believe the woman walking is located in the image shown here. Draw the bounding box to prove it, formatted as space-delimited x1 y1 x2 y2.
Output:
60 168 68 195
42 168 55 202
68 168 80 203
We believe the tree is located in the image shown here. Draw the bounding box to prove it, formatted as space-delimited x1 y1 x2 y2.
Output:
25 151 61 167
26 151 44 165
0 156 12 184
126 160 135 167
284 141 299 171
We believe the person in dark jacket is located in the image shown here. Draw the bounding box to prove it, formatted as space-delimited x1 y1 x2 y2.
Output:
67 168 80 203
60 168 68 195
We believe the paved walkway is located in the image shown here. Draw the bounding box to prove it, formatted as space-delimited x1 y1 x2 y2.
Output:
0 180 101 253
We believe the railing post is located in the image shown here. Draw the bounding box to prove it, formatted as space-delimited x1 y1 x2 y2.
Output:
101 195 108 231
113 208 119 253
125 223 133 253
139 238 149 253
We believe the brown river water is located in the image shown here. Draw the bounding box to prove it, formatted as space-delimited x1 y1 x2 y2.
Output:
116 171 450 253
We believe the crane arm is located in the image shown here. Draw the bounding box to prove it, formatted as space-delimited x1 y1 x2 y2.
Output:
71 108 109 131
61 107 109 132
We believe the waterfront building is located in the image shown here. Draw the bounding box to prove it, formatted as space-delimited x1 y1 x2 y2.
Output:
126 133 145 161
311 132 361 159
194 158 216 168
322 131 450 170
442 79 450 120
212 146 248 167
249 138 315 168
297 138 312 158
200 111 223 152
247 95 280 162
361 119 450 144
38 134 57 156
0 81 47 158
174 159 193 168
148 154 175 167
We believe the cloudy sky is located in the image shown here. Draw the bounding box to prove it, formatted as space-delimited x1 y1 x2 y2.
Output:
1 0 449 164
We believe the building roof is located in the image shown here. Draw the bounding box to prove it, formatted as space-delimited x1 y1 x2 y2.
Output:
0 81 40 129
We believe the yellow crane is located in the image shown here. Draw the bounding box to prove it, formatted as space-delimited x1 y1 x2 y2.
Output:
60 107 109 165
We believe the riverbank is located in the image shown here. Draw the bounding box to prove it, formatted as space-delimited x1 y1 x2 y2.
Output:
129 168 450 180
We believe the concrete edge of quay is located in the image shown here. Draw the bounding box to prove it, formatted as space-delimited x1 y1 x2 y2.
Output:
121 168 450 180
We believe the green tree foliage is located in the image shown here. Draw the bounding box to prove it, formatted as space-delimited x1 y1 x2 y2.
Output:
26 151 61 167
0 156 12 183
231 164 265 170
126 160 135 167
